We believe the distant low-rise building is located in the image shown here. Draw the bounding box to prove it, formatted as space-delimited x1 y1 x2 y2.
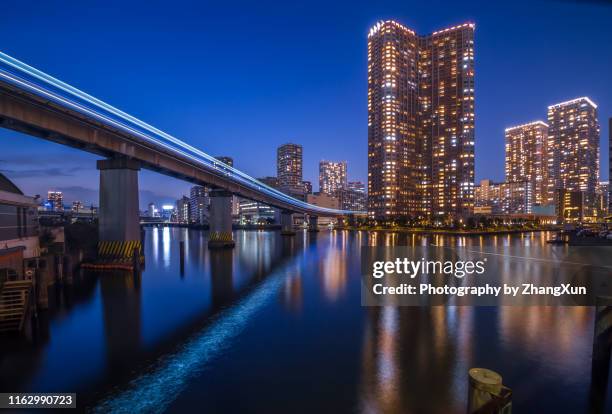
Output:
473 206 493 215
71 201 84 213
147 202 158 218
258 176 279 189
337 184 367 212
342 181 367 211
306 193 339 226
474 179 532 215
235 176 281 225
475 180 503 214
556 189 585 223
238 199 276 224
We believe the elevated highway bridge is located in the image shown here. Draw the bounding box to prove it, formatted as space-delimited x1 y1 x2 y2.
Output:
0 51 364 250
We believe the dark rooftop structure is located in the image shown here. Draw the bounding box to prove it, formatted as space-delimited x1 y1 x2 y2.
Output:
0 173 23 195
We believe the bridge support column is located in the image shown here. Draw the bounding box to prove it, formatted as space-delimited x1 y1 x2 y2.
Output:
208 189 235 249
280 210 295 236
97 158 142 260
347 214 356 227
308 215 319 232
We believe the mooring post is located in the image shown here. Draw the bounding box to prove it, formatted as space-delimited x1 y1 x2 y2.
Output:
467 368 512 414
589 296 612 413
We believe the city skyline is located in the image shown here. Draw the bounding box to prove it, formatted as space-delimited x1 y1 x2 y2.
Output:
0 1 610 209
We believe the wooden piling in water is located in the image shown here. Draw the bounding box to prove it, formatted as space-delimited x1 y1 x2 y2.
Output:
467 368 512 414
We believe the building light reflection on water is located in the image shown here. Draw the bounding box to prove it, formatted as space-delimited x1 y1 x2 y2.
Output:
151 227 159 263
499 306 591 378
1 229 607 412
161 227 171 268
321 247 347 301
377 307 399 409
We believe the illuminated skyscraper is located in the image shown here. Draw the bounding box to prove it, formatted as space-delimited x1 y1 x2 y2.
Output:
547 97 600 211
504 121 549 206
368 21 419 219
609 118 611 215
319 160 347 196
277 143 303 196
419 23 475 219
47 191 63 211
176 196 191 224
367 20 475 220
189 186 208 224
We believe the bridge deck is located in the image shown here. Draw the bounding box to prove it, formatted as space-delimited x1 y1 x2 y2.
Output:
0 51 364 217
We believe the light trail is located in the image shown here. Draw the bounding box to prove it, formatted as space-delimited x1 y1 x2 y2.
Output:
91 266 291 414
0 51 362 216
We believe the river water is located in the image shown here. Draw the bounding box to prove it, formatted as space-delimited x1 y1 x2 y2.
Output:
1 228 611 413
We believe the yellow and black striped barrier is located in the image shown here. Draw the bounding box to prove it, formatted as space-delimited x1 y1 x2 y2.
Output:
208 231 235 248
210 232 233 242
97 240 143 262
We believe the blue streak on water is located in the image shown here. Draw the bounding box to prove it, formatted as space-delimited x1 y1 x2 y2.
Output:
92 267 291 414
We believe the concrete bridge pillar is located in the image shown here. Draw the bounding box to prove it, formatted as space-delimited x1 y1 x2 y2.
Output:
280 210 296 236
97 158 141 244
208 189 235 248
347 214 357 227
308 215 319 232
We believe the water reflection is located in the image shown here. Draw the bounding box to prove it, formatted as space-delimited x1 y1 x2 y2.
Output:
355 231 610 413
210 249 234 307
320 247 347 302
100 271 142 371
0 230 609 413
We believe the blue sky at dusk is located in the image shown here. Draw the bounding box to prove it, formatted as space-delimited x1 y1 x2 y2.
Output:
0 0 610 208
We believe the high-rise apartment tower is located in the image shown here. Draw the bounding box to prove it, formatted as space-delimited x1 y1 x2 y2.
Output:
277 143 303 195
367 20 475 219
319 160 347 196
504 121 549 206
546 97 599 208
